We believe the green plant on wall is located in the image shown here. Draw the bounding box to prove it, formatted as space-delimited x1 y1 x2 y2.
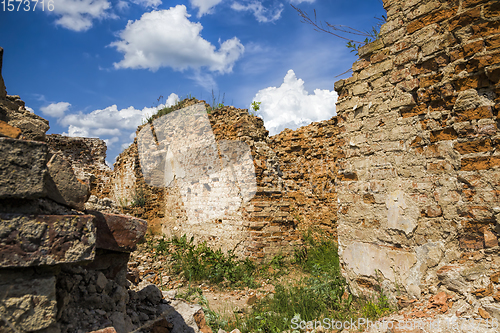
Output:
250 101 261 116
131 186 147 207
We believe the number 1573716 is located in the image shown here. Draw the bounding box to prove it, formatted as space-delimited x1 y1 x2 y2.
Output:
1 0 54 11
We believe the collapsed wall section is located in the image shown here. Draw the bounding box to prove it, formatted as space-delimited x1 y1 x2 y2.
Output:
270 119 341 237
109 102 299 260
334 0 500 306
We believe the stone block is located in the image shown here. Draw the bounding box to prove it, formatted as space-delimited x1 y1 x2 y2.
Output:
0 214 96 267
1 99 50 142
0 119 21 138
454 139 492 154
429 128 458 142
358 38 384 58
0 137 47 199
341 241 417 287
45 152 89 210
87 211 147 252
436 265 467 293
0 274 57 332
460 156 500 171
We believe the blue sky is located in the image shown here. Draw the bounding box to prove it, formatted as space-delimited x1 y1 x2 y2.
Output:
0 0 385 166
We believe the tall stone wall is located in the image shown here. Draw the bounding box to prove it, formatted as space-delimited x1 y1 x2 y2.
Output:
334 0 500 312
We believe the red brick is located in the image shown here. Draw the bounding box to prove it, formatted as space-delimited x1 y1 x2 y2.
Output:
0 120 22 139
455 53 500 74
430 128 458 142
420 73 443 88
462 0 485 9
485 35 500 51
461 156 500 170
417 87 440 103
472 21 500 38
454 139 492 154
455 106 493 122
391 40 412 54
402 104 427 118
463 40 484 57
453 73 490 91
484 2 500 18
408 8 457 34
448 7 481 31
460 235 484 249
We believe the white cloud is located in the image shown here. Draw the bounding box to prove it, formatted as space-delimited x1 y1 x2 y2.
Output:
131 0 161 8
231 1 283 23
51 0 112 32
110 5 244 73
59 93 179 166
190 0 223 17
103 136 119 147
61 93 179 139
40 102 71 117
251 69 337 135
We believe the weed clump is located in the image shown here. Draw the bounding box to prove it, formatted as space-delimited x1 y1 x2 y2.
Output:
150 234 257 287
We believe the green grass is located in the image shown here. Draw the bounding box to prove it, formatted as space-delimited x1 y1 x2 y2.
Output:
150 234 259 287
145 232 396 333
145 95 199 124
131 187 147 207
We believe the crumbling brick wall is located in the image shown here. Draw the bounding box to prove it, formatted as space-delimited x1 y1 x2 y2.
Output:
270 119 341 238
334 0 500 308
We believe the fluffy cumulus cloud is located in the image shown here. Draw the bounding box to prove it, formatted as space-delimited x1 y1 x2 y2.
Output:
61 93 179 156
40 102 71 118
231 1 283 23
110 5 244 74
51 0 112 31
252 70 337 135
190 0 223 17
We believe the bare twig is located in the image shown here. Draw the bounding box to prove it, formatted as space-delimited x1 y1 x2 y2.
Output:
290 4 386 46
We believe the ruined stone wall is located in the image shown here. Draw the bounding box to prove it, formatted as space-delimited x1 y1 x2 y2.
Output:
0 48 172 332
270 119 341 237
110 102 300 260
46 134 113 198
334 0 500 313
